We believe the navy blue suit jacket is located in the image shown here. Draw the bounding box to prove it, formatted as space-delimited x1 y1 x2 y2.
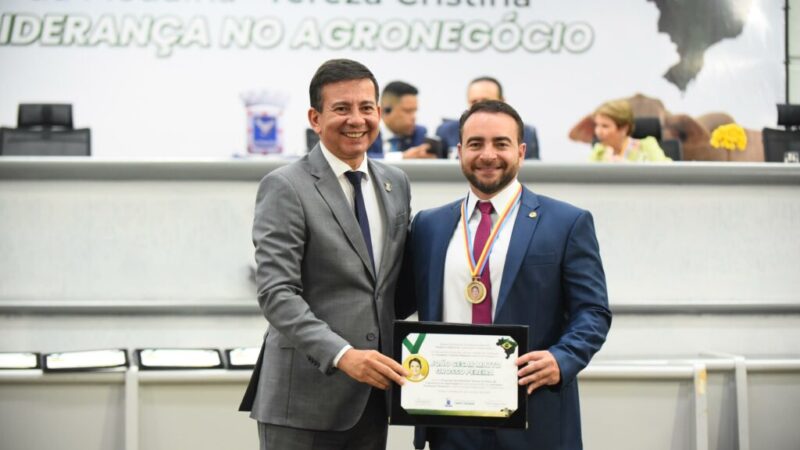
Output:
398 186 611 450
367 125 427 158
436 119 540 160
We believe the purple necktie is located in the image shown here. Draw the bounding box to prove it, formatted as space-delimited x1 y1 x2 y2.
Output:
472 201 494 324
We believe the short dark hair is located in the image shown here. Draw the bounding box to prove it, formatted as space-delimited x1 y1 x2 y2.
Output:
470 76 504 100
309 59 379 111
382 81 418 98
381 81 418 112
409 358 422 366
459 100 524 144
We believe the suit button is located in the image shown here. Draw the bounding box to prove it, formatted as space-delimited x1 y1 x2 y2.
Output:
366 332 376 341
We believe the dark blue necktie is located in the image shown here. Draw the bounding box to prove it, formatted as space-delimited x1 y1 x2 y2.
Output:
344 171 374 268
389 137 400 152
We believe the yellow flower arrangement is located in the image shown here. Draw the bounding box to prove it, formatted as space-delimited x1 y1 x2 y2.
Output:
710 123 748 151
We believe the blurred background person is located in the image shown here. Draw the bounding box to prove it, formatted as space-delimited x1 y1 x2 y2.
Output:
590 99 671 163
369 81 438 160
436 76 540 159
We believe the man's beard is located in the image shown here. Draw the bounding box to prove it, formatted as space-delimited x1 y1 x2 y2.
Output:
463 163 517 197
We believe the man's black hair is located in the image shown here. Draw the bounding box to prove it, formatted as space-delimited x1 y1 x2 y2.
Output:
469 76 504 100
459 100 524 144
382 81 419 98
309 59 379 111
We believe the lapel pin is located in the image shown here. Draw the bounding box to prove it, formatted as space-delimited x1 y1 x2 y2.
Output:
384 182 392 192
528 211 538 219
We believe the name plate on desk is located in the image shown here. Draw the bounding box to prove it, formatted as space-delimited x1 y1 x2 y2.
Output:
391 321 528 429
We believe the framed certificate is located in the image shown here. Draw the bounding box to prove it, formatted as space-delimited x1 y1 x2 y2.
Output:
391 320 528 429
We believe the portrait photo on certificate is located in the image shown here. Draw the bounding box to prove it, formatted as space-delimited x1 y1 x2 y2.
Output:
391 321 528 429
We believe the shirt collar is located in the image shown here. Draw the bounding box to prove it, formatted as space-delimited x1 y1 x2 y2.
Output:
465 178 521 220
319 141 370 180
380 122 399 141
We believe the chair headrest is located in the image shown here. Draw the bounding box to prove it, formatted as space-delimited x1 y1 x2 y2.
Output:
777 104 800 129
18 104 73 129
632 117 661 141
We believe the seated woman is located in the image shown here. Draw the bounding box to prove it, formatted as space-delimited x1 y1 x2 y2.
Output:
590 100 671 162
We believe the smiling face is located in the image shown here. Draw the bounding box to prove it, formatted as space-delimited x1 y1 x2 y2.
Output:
410 359 421 374
308 78 380 168
458 111 525 199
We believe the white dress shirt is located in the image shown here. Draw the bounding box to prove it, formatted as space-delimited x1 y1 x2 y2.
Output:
319 143 385 271
380 124 405 161
318 143 386 366
442 179 521 324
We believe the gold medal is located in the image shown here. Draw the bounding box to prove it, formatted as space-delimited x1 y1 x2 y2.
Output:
465 279 487 304
461 185 522 306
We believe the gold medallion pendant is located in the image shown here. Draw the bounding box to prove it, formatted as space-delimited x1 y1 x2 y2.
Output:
465 279 487 304
460 186 522 307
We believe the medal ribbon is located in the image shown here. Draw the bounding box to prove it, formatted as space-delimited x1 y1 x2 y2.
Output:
402 333 426 354
461 185 522 279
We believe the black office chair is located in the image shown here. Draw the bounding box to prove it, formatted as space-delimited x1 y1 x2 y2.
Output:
631 117 662 141
18 104 74 130
0 104 91 156
632 116 682 161
762 104 800 163
658 139 682 161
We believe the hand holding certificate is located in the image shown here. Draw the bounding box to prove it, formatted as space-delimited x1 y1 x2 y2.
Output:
391 321 528 429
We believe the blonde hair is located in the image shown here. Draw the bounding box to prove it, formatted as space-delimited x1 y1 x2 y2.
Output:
594 100 634 136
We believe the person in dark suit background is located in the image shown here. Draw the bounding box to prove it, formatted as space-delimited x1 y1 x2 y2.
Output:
368 81 437 160
400 100 611 449
240 59 412 450
436 77 540 160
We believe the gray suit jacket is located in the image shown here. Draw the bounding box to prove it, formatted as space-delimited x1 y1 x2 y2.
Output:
240 145 411 432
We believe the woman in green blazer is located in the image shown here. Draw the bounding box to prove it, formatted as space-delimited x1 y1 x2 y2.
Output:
590 100 671 163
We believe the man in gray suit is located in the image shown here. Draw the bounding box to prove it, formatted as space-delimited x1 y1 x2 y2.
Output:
240 59 412 450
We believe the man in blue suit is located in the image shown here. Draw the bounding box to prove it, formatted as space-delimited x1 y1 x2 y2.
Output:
368 81 438 160
399 100 611 450
436 77 540 159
